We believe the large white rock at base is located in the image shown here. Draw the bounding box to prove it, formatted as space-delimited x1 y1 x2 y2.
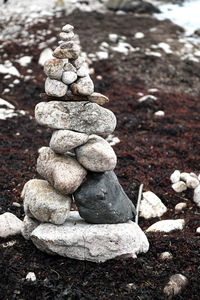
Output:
139 191 167 219
21 215 40 240
30 211 149 263
146 219 185 233
22 179 72 225
0 212 22 238
193 184 200 207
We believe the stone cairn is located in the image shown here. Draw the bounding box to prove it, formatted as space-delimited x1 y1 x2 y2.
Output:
21 24 149 263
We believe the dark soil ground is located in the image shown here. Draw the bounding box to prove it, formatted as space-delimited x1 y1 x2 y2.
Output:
0 9 200 300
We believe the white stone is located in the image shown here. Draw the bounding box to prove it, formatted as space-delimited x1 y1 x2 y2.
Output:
96 51 109 60
75 134 117 172
45 77 67 97
71 56 85 69
77 65 89 77
108 33 118 43
190 172 198 179
62 71 77 85
53 42 80 60
180 172 190 182
164 274 188 297
170 170 181 183
186 176 199 189
196 227 200 233
22 179 72 225
44 58 64 80
62 24 74 32
193 184 200 207
139 191 167 219
50 130 89 153
146 219 185 233
159 251 173 260
37 147 87 195
26 272 36 282
175 202 187 211
172 181 187 193
0 212 22 238
38 48 53 66
134 32 144 39
70 76 94 96
137 95 157 103
21 215 39 240
63 62 76 72
31 211 149 263
17 56 32 67
59 31 74 41
154 110 165 117
0 63 20 77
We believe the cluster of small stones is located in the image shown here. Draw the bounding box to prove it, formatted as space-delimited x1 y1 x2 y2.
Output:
170 170 200 207
20 24 149 263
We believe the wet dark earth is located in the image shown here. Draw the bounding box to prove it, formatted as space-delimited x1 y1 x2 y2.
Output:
0 9 200 300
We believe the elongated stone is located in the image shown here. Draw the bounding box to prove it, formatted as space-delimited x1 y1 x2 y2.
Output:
50 130 89 153
44 59 64 80
74 171 136 224
31 211 149 263
22 179 71 225
70 76 94 96
45 77 67 97
36 147 87 195
75 135 117 172
88 92 109 106
53 42 80 60
35 101 117 134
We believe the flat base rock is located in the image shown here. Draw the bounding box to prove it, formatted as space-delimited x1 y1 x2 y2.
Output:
31 211 149 263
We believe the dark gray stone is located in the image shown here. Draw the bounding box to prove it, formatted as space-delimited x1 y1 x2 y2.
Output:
74 171 136 224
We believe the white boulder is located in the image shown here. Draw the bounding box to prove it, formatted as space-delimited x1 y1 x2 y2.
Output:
31 211 149 263
139 191 167 219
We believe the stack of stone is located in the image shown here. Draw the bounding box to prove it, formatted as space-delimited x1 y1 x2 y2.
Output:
21 24 149 263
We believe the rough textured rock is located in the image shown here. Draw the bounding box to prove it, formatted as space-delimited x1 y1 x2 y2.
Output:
22 179 72 225
193 184 200 207
146 219 185 233
50 130 89 153
71 56 85 69
21 215 40 240
175 202 187 211
35 101 117 134
163 274 188 297
44 59 64 80
139 191 167 219
74 171 136 224
75 134 117 172
53 42 80 60
63 62 76 73
159 252 173 260
36 147 87 195
88 92 109 106
31 211 149 263
186 176 199 189
45 77 67 97
77 65 89 77
70 76 94 96
62 71 77 85
172 181 187 193
170 170 181 183
0 212 22 238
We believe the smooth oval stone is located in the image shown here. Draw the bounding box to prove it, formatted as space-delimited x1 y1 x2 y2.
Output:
77 65 89 77
74 171 136 224
88 92 109 106
76 135 117 172
45 77 67 97
35 101 117 134
70 76 94 96
44 59 64 80
62 71 77 85
59 31 74 41
36 147 87 195
22 179 71 225
53 42 80 60
50 130 89 153
62 24 74 32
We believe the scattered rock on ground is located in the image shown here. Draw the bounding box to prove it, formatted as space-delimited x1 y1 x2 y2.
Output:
146 219 185 233
163 274 188 298
31 211 149 263
139 191 167 219
159 251 173 260
170 170 181 184
26 272 36 282
175 202 187 211
0 212 22 238
172 181 187 193
186 176 199 189
193 184 200 207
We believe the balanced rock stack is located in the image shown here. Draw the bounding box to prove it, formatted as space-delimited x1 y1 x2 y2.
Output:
21 24 149 263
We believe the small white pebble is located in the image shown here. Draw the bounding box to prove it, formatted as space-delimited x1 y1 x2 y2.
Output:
62 24 74 33
154 110 165 117
170 170 181 184
180 172 190 182
13 79 20 85
159 251 173 260
108 33 118 43
196 227 200 234
4 74 11 79
26 272 36 282
186 176 199 189
164 274 188 297
96 75 102 80
137 95 157 103
175 202 187 211
12 202 21 207
3 88 10 93
134 32 144 39
148 88 158 93
172 181 187 193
